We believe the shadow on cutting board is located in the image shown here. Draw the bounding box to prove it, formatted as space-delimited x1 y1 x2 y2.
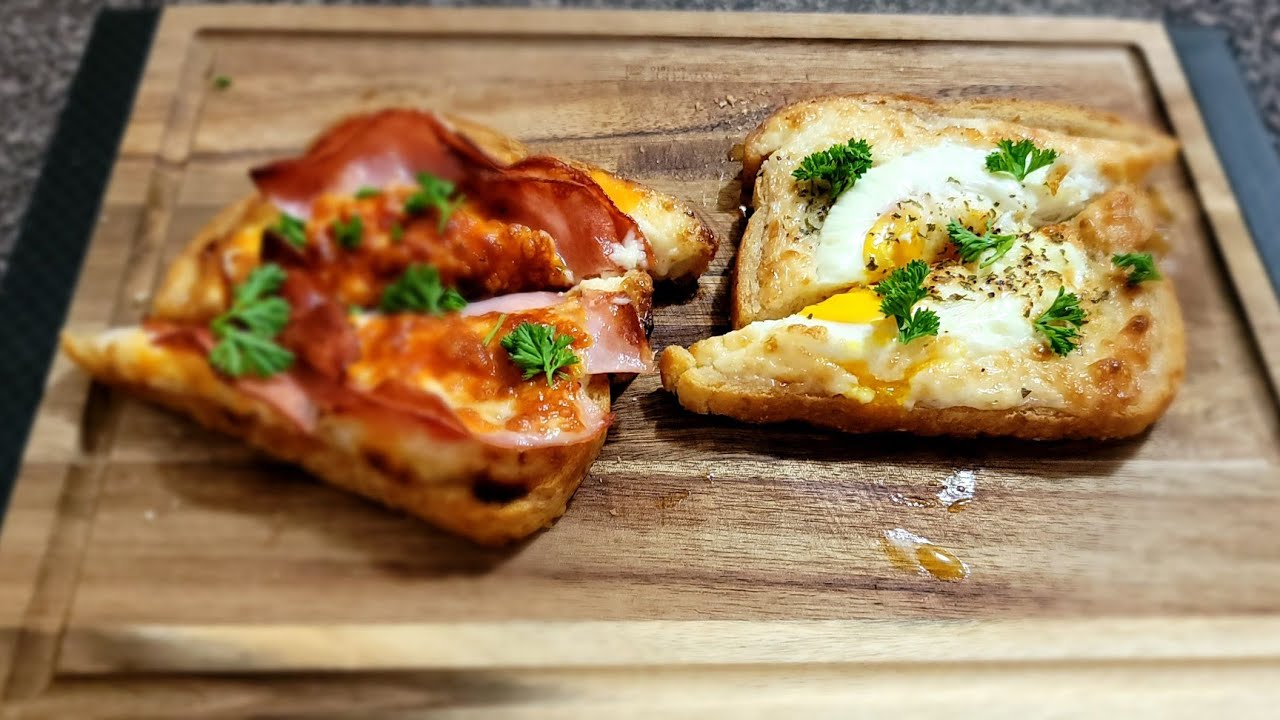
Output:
640 385 1146 480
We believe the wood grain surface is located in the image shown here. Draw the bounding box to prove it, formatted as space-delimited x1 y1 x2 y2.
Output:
2 6 1279 716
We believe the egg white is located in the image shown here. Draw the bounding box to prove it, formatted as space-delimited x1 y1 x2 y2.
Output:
769 231 1094 409
812 143 1105 288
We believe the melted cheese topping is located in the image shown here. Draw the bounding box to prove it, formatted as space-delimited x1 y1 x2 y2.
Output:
814 143 1105 288
588 170 645 215
347 303 594 438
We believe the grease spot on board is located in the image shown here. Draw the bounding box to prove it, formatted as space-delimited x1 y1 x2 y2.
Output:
881 528 969 582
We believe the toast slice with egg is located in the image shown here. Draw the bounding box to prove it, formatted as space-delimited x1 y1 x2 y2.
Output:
733 94 1179 326
663 186 1185 439
663 94 1185 440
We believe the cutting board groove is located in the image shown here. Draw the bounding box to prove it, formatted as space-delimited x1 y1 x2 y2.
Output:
2 6 1279 716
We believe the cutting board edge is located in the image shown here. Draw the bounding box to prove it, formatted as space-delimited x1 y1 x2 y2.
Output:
2 5 1278 708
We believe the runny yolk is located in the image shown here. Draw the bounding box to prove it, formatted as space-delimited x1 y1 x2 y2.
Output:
800 288 883 324
862 204 994 279
588 170 645 214
863 209 929 281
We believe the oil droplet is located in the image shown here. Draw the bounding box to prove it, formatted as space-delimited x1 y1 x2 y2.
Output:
915 544 968 582
881 528 969 582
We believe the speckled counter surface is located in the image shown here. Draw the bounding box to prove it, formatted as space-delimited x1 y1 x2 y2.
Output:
2 0 1277 278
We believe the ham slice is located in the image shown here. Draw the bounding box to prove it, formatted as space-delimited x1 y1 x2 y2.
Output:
141 282 645 448
249 109 648 281
145 322 319 433
277 272 360 380
251 110 470 219
458 291 565 318
579 290 653 375
455 288 652 375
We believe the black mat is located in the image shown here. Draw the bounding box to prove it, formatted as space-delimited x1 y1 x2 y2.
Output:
0 15 1276 526
0 9 159 524
1169 26 1280 295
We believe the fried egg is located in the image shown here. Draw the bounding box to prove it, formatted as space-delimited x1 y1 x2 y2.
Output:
778 230 1095 409
813 143 1105 288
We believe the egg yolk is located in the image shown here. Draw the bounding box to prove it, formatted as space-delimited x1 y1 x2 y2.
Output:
862 204 996 280
863 209 929 281
800 288 883 324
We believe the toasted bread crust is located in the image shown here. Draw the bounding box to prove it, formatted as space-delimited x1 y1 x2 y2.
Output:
661 342 1177 440
62 328 608 545
734 94 1179 327
742 94 1181 184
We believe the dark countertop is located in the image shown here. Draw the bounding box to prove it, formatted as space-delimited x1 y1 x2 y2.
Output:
2 0 1277 278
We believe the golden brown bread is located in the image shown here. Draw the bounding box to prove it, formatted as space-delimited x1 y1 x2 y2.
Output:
663 184 1185 441
734 94 1180 327
62 326 611 545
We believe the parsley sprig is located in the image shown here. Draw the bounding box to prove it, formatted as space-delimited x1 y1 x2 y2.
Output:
404 172 465 232
379 264 466 314
792 138 873 200
1034 287 1087 356
947 221 1017 268
985 139 1059 182
208 264 295 378
271 214 307 249
332 215 363 250
500 322 580 386
1112 252 1161 285
874 259 940 344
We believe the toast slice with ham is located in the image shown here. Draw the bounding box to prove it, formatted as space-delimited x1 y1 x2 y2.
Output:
64 273 653 545
61 108 713 544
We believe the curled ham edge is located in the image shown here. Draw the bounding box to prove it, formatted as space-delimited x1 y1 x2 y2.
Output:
145 288 650 450
248 109 652 279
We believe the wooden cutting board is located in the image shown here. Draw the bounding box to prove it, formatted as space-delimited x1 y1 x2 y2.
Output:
4 6 1280 716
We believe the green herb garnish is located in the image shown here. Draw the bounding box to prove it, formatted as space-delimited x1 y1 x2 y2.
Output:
212 74 232 90
874 258 940 344
1034 287 1087 356
1112 252 1161 285
332 215 363 250
271 214 307 249
500 322 580 386
481 313 509 346
404 172 465 232
947 221 1017 268
208 263 294 378
379 264 466 314
985 139 1059 181
354 186 382 200
792 138 873 199
389 222 404 243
